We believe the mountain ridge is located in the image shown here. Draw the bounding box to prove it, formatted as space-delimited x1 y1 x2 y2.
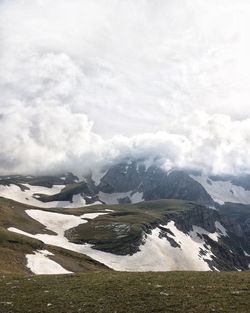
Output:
0 160 250 274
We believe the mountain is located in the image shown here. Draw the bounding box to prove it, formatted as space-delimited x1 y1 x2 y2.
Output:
97 161 250 206
0 160 250 274
98 162 214 205
2 161 250 207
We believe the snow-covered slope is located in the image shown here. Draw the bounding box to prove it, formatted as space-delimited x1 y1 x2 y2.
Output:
1 166 250 209
0 181 142 207
8 209 228 272
191 174 250 205
0 184 65 207
1 165 250 208
0 184 101 208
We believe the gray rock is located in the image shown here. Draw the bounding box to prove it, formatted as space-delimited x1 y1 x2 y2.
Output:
97 160 214 205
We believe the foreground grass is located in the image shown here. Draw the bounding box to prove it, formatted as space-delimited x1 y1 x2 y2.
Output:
0 272 249 313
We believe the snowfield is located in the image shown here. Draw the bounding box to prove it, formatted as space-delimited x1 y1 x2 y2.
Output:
2 172 250 209
0 184 65 207
0 184 101 208
191 174 250 205
8 209 227 272
26 250 72 275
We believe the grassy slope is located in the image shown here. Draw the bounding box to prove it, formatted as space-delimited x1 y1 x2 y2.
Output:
64 200 196 254
0 197 249 313
0 197 53 234
0 197 204 271
0 197 48 275
0 272 249 313
53 199 196 215
0 198 110 274
0 228 44 275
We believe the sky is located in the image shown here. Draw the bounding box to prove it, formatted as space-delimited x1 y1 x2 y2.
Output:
1 0 250 176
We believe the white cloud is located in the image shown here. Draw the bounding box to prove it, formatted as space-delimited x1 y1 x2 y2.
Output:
0 0 250 175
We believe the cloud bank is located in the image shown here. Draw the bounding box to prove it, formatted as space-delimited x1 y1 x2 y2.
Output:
1 0 250 175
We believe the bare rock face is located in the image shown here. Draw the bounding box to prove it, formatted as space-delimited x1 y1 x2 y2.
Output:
218 203 250 256
163 205 250 271
143 169 214 205
98 161 143 193
95 162 250 270
97 161 213 205
166 205 220 234
34 181 93 203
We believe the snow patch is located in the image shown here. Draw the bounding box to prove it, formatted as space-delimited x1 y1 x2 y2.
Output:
160 222 215 271
26 250 72 275
91 169 108 185
189 221 228 243
130 192 143 203
26 210 88 236
244 251 250 257
0 184 99 208
81 212 108 219
9 210 217 272
191 174 250 204
215 221 228 238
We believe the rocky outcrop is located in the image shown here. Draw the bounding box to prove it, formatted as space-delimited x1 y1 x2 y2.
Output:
218 203 250 255
98 161 144 193
34 182 95 203
163 205 250 271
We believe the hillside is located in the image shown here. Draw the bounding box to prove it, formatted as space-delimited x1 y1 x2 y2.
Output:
0 196 249 273
0 198 110 274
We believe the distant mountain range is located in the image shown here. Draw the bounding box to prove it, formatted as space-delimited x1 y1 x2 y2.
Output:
2 160 250 207
0 160 249 274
